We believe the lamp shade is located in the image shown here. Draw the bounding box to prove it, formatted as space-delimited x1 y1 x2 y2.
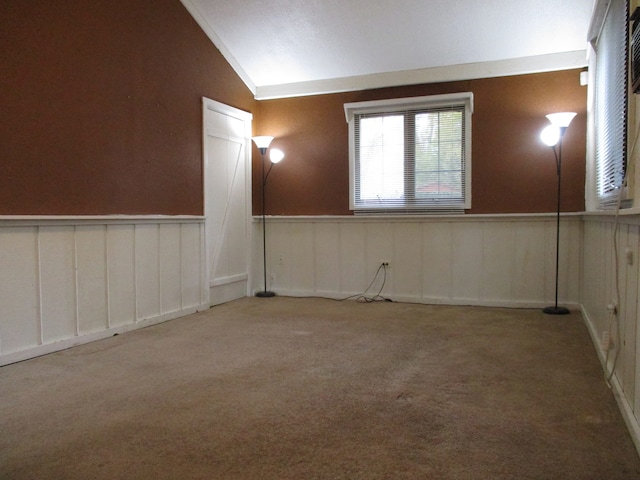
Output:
545 112 577 128
252 136 274 149
540 125 560 147
269 148 285 164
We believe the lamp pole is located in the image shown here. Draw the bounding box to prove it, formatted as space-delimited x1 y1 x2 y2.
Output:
252 136 283 298
544 129 569 314
540 112 576 315
257 146 274 297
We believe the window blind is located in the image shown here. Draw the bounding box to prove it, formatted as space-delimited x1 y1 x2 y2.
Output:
345 92 473 214
594 0 628 208
353 105 466 212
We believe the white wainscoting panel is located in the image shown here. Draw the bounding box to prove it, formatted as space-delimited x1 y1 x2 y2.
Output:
481 221 514 302
340 222 367 295
393 222 423 298
40 226 77 342
76 225 109 335
512 222 547 303
0 217 208 366
312 222 341 296
289 222 315 292
135 224 161 321
451 222 484 303
422 222 453 301
181 222 206 309
253 214 582 308
159 223 183 315
0 227 40 354
107 224 136 328
622 224 639 403
581 214 640 455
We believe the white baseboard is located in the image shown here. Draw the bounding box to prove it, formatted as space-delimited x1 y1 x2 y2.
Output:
580 305 640 457
0 303 210 367
272 288 580 310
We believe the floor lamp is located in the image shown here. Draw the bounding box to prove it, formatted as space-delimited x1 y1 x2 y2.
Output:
252 136 284 298
539 112 577 315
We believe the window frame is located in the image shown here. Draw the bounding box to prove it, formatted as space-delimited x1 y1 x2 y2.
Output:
587 0 628 210
344 92 473 214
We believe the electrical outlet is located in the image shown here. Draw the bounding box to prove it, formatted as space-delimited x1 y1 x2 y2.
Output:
380 260 390 268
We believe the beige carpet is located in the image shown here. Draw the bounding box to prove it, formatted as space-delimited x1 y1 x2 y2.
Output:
1 297 639 479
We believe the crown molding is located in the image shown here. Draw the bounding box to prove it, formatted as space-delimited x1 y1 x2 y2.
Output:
181 0 587 102
179 0 256 95
255 50 588 100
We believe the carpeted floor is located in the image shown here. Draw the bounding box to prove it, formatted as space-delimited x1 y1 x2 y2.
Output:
1 297 640 479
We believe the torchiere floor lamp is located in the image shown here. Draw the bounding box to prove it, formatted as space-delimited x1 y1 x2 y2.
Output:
252 136 284 298
539 112 577 315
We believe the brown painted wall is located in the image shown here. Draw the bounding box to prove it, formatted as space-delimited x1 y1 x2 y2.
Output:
1 0 255 215
2 1 585 217
253 69 587 215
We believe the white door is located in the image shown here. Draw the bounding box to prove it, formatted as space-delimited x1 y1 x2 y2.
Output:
203 98 253 306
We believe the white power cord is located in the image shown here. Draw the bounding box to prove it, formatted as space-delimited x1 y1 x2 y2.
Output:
604 176 625 387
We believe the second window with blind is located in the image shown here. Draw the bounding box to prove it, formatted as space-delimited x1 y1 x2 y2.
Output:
344 92 473 214
590 0 628 209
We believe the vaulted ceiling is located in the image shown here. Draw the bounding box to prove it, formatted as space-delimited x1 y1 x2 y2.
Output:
180 0 595 99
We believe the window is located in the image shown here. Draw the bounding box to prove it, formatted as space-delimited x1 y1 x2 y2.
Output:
590 0 628 208
344 93 473 214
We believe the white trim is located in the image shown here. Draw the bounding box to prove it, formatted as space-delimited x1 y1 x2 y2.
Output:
0 216 204 226
210 273 248 288
252 212 584 223
179 224 184 309
344 92 474 123
345 93 474 212
178 0 256 95
204 99 254 122
105 225 112 329
585 42 598 211
580 304 640 457
35 228 44 345
276 288 581 310
0 303 209 367
73 226 80 336
179 0 586 101
157 225 163 315
582 211 640 225
587 0 611 44
255 51 588 100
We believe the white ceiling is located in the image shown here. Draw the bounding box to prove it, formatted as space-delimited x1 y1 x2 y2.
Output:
180 0 595 99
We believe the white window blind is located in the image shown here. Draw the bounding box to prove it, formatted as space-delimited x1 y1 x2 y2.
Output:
593 0 628 208
345 93 473 214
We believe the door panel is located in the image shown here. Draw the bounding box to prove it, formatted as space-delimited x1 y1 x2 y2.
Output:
203 99 252 305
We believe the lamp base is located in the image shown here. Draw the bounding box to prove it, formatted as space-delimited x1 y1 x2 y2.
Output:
255 290 276 298
543 305 570 315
